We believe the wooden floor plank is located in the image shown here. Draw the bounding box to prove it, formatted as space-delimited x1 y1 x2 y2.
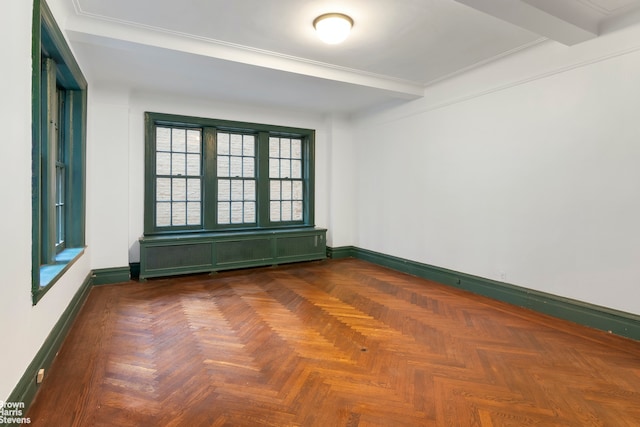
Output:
27 259 640 426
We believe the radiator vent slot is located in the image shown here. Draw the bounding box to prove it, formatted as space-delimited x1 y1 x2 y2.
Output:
216 239 271 264
146 243 212 270
277 236 322 258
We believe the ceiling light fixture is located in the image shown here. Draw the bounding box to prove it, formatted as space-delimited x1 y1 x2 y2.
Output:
313 13 353 45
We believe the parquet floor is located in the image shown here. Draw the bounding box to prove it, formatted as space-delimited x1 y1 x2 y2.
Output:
27 259 640 426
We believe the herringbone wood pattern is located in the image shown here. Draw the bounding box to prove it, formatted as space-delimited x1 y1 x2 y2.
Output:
27 259 640 426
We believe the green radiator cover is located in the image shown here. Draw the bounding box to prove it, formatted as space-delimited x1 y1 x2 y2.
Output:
139 228 327 279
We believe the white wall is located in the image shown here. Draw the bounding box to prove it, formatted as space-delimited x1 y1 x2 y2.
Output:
87 85 131 269
353 30 640 315
0 0 93 401
324 115 357 247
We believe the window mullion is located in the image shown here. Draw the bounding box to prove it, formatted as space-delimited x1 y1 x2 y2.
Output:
256 131 270 227
305 134 315 226
203 127 217 230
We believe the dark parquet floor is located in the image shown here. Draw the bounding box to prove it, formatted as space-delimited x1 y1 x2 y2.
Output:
26 259 640 426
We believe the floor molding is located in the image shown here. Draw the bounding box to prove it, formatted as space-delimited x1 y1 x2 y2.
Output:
326 245 357 259
91 266 130 286
328 245 640 341
5 272 93 420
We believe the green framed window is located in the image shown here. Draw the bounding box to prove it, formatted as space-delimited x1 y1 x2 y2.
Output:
32 0 87 304
269 136 304 222
144 112 315 235
154 126 203 228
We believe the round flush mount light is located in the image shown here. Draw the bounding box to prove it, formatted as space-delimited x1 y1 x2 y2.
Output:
313 13 353 44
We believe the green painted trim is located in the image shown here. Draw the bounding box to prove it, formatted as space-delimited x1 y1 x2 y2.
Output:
5 272 92 418
147 111 314 135
31 0 43 302
32 0 88 304
91 267 130 286
326 245 357 259
350 247 640 341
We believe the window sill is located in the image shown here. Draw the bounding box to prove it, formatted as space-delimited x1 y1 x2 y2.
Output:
39 247 85 289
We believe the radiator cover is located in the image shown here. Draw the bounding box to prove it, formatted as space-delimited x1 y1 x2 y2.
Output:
139 228 326 279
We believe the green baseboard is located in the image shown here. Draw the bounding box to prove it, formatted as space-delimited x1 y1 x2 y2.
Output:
326 245 357 259
91 266 130 286
330 246 640 341
4 272 93 421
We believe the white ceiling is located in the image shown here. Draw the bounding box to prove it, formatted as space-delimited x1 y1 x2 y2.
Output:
59 0 640 114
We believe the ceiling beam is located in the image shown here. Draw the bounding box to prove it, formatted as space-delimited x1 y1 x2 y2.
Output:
64 14 424 100
454 0 598 45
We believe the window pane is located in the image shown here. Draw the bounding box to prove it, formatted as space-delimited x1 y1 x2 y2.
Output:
172 178 186 201
186 154 200 176
282 181 292 200
218 179 230 201
156 202 171 226
218 202 230 224
217 156 229 177
244 202 256 223
269 137 279 157
230 134 242 155
156 127 171 151
243 157 254 177
156 178 171 201
172 153 186 176
280 159 290 178
291 139 302 159
270 181 280 200
149 120 310 232
231 202 243 223
217 133 229 155
243 135 255 156
186 130 200 153
157 153 171 175
269 158 280 178
244 180 255 201
187 202 201 225
187 178 201 201
172 128 186 152
293 181 303 200
280 138 291 158
230 157 242 177
172 202 186 225
291 160 302 179
231 180 243 200
293 201 303 221
270 201 280 222
281 201 292 221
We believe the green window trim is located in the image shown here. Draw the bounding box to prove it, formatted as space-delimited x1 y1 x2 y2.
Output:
144 112 316 236
32 0 87 304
